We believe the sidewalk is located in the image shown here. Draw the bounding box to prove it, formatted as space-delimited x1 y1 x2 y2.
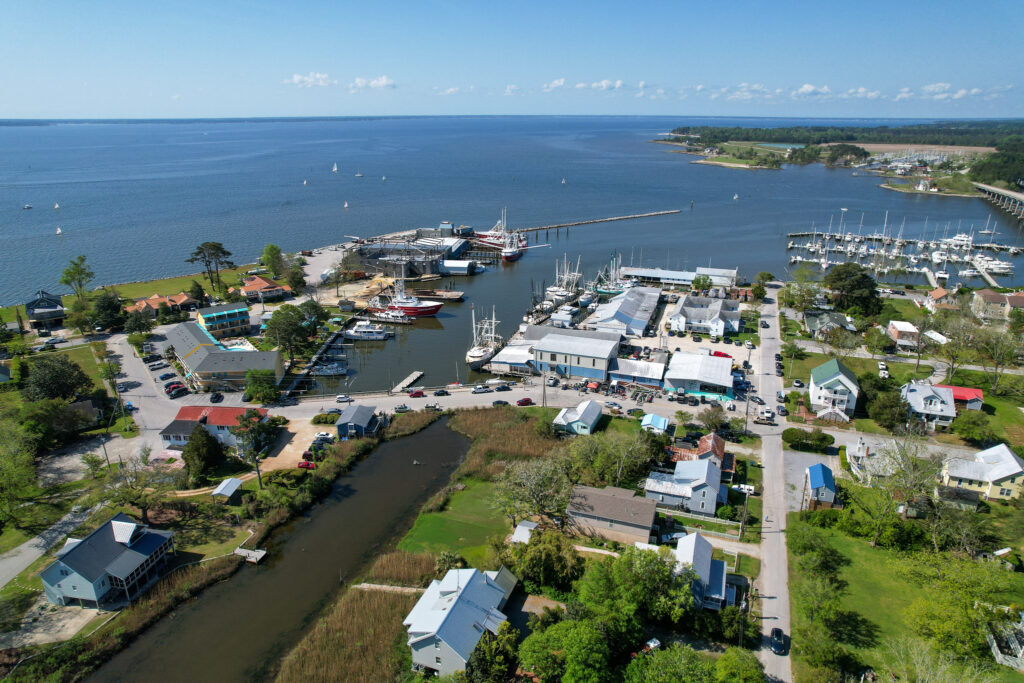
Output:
0 506 96 590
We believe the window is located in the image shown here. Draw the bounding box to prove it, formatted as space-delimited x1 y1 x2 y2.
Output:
550 353 557 361
435 657 441 664
700 502 705 510
1000 488 1012 497
434 640 440 649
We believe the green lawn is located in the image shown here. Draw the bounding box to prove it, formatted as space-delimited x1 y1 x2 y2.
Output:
778 314 803 341
54 345 105 387
782 351 930 388
712 548 761 580
946 369 1024 444
398 480 509 568
877 297 922 326
981 497 1024 553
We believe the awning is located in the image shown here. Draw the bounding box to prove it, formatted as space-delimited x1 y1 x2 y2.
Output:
587 382 600 390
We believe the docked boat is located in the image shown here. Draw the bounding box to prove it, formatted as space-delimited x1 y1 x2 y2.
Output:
410 288 465 301
310 361 348 376
501 230 525 262
935 270 950 280
366 278 443 317
344 320 393 340
474 207 527 252
465 306 504 369
958 268 981 278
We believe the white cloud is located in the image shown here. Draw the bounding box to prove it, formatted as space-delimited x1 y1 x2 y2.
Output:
439 87 460 96
695 84 704 92
791 83 831 98
284 72 337 88
650 88 666 100
840 86 883 100
542 78 565 92
921 82 950 94
574 82 587 89
984 85 1013 100
893 87 913 101
348 75 395 93
503 84 520 96
591 79 623 91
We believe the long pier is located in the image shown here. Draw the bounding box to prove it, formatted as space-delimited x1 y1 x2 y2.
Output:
516 210 681 233
393 371 424 393
785 231 1020 254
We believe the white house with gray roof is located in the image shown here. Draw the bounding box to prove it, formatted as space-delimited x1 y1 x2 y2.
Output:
403 567 517 677
583 286 662 336
900 381 957 431
941 444 1024 500
643 459 723 515
809 358 860 422
553 399 603 435
668 295 742 336
635 533 728 610
663 352 734 399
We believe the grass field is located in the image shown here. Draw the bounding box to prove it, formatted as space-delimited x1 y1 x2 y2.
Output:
783 351 931 388
877 297 921 326
983 498 1024 552
946 368 1024 445
398 479 508 568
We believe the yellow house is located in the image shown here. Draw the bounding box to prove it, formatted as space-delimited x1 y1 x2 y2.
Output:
941 444 1023 501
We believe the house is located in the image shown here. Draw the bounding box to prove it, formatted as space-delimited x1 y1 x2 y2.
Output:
941 443 1023 500
511 520 538 544
65 398 102 428
887 320 920 349
531 334 618 381
229 275 292 303
196 303 251 339
40 513 175 609
663 352 734 400
552 399 603 435
25 290 66 331
566 485 656 545
804 310 856 339
667 295 742 336
403 567 518 677
808 358 860 422
583 287 662 336
935 385 984 413
124 292 196 318
159 406 269 449
670 432 733 478
803 463 837 510
847 437 894 485
211 478 243 504
640 413 670 435
900 381 957 431
923 287 955 313
164 322 282 391
635 533 727 610
971 289 1011 322
334 404 382 438
644 459 723 516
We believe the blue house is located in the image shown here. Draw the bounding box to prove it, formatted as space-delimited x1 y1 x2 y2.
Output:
804 463 837 509
644 459 724 515
641 413 670 435
553 400 603 435
335 404 382 438
41 513 175 609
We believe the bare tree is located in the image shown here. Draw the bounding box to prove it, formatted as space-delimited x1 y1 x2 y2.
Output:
935 315 976 382
882 637 998 683
974 326 1019 392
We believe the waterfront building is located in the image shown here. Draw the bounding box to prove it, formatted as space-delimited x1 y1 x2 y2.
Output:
619 266 739 288
583 287 661 336
531 334 617 380
196 302 251 339
334 404 382 438
566 486 656 545
25 289 66 331
643 459 723 516
941 444 1023 500
41 513 175 609
124 292 197 318
164 322 282 391
667 295 741 336
403 567 517 677
229 275 291 302
159 405 269 449
808 358 860 422
608 357 666 387
662 352 734 399
634 534 728 610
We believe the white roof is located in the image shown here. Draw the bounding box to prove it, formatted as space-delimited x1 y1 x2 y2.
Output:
644 459 721 498
533 334 618 359
665 352 734 388
110 520 138 544
889 320 919 333
511 521 538 544
553 399 603 428
612 358 666 380
212 478 243 498
676 533 713 585
489 341 534 366
923 330 948 345
946 444 1024 483
900 382 956 419
57 538 82 556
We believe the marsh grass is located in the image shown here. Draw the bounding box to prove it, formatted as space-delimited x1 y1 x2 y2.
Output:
363 551 437 588
449 407 560 480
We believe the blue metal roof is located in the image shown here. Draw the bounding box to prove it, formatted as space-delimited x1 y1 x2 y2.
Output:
807 463 835 492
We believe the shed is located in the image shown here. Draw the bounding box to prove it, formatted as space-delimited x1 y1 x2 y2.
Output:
553 400 603 435
804 463 836 508
511 521 538 544
640 413 670 435
211 478 243 504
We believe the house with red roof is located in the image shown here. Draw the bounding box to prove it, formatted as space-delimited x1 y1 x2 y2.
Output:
229 275 291 302
125 292 197 318
159 406 268 449
935 385 984 413
670 432 734 478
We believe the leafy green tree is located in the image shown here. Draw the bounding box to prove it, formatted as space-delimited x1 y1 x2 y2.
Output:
230 408 277 489
1009 308 1024 335
714 647 765 683
435 550 465 575
492 457 571 526
188 279 206 304
823 262 881 315
261 243 286 278
286 263 306 293
780 341 806 362
465 621 519 683
560 431 659 488
562 620 611 683
697 405 727 433
518 620 573 682
511 529 584 591
867 392 907 432
624 643 714 683
750 283 766 302
0 419 38 530
754 271 774 286
974 326 1018 392
23 354 92 401
780 265 820 318
18 398 78 447
951 410 996 446
66 309 92 337
92 289 124 329
864 327 891 358
181 424 226 485
264 304 308 365
934 315 975 382
105 450 169 524
124 310 155 334
59 254 94 306
297 299 329 331
819 327 858 360
691 274 712 292
80 452 106 478
245 368 280 404
187 242 234 288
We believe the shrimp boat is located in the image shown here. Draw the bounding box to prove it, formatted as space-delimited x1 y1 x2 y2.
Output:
474 207 527 252
344 320 393 340
595 253 631 295
501 230 525 262
465 306 504 369
366 278 443 317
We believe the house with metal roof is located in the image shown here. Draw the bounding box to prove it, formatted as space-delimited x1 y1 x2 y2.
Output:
553 399 603 435
641 413 670 435
583 286 662 336
511 520 538 544
566 485 656 545
935 385 984 413
644 459 723 515
165 322 282 391
900 381 956 431
619 266 739 288
196 302 251 339
662 352 734 399
335 404 382 438
159 405 269 449
941 444 1023 500
803 463 837 509
635 533 728 610
808 358 860 422
211 478 243 504
40 513 175 609
804 310 856 340
667 295 742 336
25 289 66 331
403 566 517 677
531 334 618 380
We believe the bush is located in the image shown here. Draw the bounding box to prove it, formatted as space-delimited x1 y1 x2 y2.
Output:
781 427 834 453
311 413 336 425
716 504 736 521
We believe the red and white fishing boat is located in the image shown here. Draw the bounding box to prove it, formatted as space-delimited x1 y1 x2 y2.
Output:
501 230 525 262
474 207 527 252
366 278 443 317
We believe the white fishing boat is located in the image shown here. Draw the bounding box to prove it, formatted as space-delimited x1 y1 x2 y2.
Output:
344 320 393 341
310 361 348 376
935 270 950 280
958 268 980 278
332 162 338 173
474 207 527 251
465 306 504 369
355 172 363 178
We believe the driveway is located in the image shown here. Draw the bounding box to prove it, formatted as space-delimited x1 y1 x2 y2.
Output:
781 450 839 512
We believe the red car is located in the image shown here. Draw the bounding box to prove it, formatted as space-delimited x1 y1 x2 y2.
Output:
298 461 316 470
408 389 426 398
516 397 534 406
711 350 732 359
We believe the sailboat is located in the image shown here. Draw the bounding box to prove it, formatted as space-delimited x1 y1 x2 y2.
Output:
303 179 307 186
465 306 504 369
54 202 60 210
56 226 62 236
561 178 566 185
332 162 338 173
733 193 739 201
381 175 387 181
354 171 363 178
344 201 349 209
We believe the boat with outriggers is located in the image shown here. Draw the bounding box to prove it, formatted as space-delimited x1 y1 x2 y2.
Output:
465 306 504 369
365 278 443 317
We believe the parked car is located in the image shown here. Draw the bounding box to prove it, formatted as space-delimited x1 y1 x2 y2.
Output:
744 340 755 349
494 384 511 392
408 389 426 398
774 353 783 362
777 405 789 416
760 320 770 328
158 372 176 381
770 628 786 655
472 385 493 394
878 361 887 370
116 383 129 392
776 368 783 376
148 362 168 371
394 404 410 413
122 401 136 412
164 384 184 394
733 339 743 346
142 354 161 363
492 400 509 406
687 396 699 406
315 432 333 440
751 395 765 405
326 408 342 415
516 397 534 407
298 461 316 470
879 369 890 379
711 350 732 358
168 388 188 399
692 335 702 343
792 379 804 388
433 389 451 396
335 394 353 403
605 401 622 410
776 391 785 402
164 380 183 389
210 392 224 403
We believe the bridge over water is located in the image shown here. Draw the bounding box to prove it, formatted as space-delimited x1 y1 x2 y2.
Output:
974 182 1024 220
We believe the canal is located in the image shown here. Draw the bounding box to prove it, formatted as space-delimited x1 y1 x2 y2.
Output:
90 418 468 682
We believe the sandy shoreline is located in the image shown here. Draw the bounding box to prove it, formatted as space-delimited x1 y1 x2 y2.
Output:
691 158 776 171
878 183 980 199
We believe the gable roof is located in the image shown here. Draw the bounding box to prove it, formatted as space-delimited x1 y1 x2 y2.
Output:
810 358 858 389
974 288 1006 304
25 290 64 310
935 385 984 403
928 287 949 301
49 512 173 583
805 310 855 333
335 404 377 428
641 413 670 431
672 432 727 464
172 405 268 427
567 486 656 529
807 463 836 492
676 533 713 585
946 444 1024 483
212 478 243 498
665 352 734 388
553 400 602 428
900 382 956 419
645 459 722 499
533 334 618 360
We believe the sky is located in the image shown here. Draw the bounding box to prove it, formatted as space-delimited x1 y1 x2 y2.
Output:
1 0 1021 119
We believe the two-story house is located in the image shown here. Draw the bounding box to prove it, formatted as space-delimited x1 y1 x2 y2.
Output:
900 381 956 431
972 289 1012 323
196 303 251 339
808 359 860 422
124 292 197 318
886 320 920 349
942 443 1023 500
159 406 269 449
635 533 728 610
643 459 723 516
230 275 291 303
25 290 66 331
667 295 742 337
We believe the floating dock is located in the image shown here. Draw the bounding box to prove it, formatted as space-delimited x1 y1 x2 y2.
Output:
393 371 424 393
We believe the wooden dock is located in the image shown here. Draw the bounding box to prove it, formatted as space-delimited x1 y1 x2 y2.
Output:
234 548 267 564
978 268 1000 288
515 210 681 233
921 268 939 288
393 371 424 393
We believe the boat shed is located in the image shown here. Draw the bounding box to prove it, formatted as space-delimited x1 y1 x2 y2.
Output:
531 335 618 380
487 341 534 375
609 358 666 387
211 478 243 504
583 287 662 336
